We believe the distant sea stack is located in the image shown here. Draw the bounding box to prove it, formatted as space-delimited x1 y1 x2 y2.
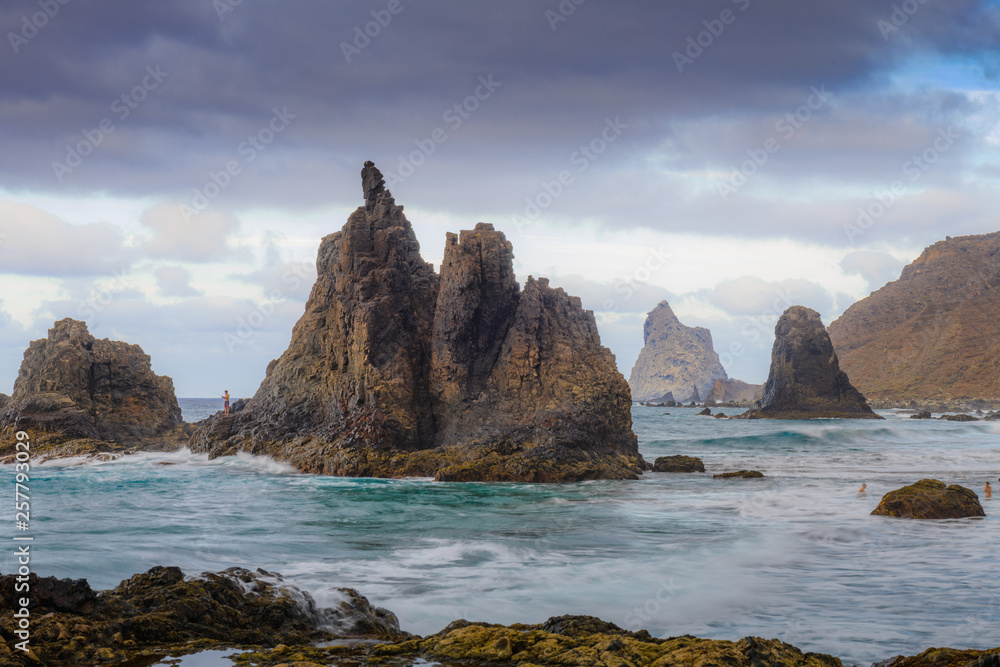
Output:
628 301 728 403
191 161 642 482
744 306 881 419
828 232 1000 403
0 319 186 457
706 378 762 404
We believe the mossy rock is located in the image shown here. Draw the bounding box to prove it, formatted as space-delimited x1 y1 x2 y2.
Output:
714 470 765 479
872 479 985 519
652 455 706 473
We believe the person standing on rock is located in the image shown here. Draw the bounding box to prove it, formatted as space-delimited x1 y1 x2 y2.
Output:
223 390 230 416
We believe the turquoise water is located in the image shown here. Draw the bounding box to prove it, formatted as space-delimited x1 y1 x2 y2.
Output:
5 406 999 666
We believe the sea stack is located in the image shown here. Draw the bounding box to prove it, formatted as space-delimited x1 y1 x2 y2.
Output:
191 161 642 482
743 306 881 419
628 301 728 403
0 319 186 453
828 232 1000 403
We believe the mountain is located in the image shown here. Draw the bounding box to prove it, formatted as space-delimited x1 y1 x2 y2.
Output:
628 301 728 402
191 161 642 481
828 232 1000 402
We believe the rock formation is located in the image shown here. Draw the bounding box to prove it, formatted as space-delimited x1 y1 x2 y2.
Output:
828 232 1000 403
707 378 762 404
191 162 642 482
714 470 765 478
0 319 186 457
628 301 728 403
743 306 881 419
652 455 705 472
871 479 986 519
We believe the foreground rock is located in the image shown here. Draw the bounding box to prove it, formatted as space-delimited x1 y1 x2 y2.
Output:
871 479 986 519
628 301 728 403
0 566 402 666
191 162 642 482
829 232 1000 403
742 307 881 420
0 319 187 462
652 455 705 472
874 647 1000 667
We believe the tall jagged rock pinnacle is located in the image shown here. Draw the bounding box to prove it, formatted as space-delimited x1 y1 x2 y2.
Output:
744 306 880 419
0 319 185 446
628 301 728 402
192 162 642 481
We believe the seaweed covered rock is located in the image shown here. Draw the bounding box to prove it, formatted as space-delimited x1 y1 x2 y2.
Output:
714 470 765 479
871 479 985 519
653 455 705 472
0 566 403 666
0 319 187 462
191 162 641 482
743 307 881 420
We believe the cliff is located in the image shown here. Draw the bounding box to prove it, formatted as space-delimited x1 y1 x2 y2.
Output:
744 306 880 419
628 301 728 402
828 232 1000 402
706 378 762 404
0 319 186 458
191 162 641 482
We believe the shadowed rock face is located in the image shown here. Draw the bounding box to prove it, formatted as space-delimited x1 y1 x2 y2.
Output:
871 479 986 519
628 301 728 403
191 162 641 482
0 319 183 445
744 306 881 420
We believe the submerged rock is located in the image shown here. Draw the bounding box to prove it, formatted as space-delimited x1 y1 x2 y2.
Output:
0 319 187 461
871 479 985 519
940 413 979 422
714 470 765 479
191 162 641 482
910 411 932 419
742 307 881 420
628 301 728 403
652 455 705 472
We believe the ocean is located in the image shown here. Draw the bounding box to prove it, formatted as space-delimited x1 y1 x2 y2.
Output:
6 403 998 666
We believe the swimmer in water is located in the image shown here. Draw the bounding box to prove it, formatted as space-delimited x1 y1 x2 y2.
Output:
858 483 867 493
985 482 992 499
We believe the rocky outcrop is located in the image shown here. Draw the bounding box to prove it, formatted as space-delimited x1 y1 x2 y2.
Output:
714 470 765 478
743 306 881 420
828 232 1000 403
871 479 986 519
628 301 728 403
0 319 186 460
652 455 705 472
0 566 403 666
874 647 1000 667
707 378 763 404
191 162 641 482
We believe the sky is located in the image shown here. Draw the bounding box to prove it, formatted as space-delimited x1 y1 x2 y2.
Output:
1 0 998 398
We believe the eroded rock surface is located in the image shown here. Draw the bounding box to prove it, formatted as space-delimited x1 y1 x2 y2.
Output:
628 301 728 403
871 479 986 519
743 307 881 420
652 455 705 472
191 162 641 482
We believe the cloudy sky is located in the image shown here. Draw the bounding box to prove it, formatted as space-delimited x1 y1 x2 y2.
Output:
1 0 998 398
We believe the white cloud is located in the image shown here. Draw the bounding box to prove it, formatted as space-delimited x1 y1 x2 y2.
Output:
140 203 240 262
155 265 202 297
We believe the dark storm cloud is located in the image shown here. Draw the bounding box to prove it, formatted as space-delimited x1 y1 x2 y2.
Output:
1 0 994 206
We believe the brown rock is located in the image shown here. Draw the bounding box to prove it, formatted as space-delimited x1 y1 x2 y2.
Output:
743 306 881 420
652 455 705 472
713 470 765 479
829 232 1000 403
707 378 763 404
191 162 641 482
0 319 185 455
871 479 985 519
628 301 728 403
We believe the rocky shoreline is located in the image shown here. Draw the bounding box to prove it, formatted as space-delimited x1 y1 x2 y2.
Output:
2 566 996 667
